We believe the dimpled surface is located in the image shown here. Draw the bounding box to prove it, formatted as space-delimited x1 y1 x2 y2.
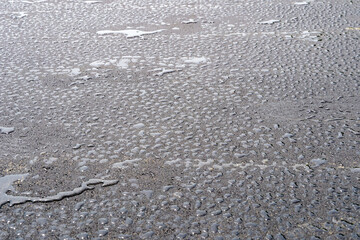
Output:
0 0 359 239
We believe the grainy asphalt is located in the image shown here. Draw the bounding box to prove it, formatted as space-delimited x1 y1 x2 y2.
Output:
0 0 359 239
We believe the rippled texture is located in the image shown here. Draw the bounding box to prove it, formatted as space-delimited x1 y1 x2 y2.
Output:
0 0 359 239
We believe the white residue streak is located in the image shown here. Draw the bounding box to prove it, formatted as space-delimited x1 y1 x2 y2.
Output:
21 0 46 3
154 68 179 76
297 31 321 41
117 56 140 69
84 0 102 3
182 19 197 24
89 60 107 68
294 1 309 4
0 174 118 208
257 19 280 24
97 29 165 38
69 68 81 76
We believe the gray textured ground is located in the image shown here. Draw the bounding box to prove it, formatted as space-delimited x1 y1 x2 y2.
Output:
0 0 359 239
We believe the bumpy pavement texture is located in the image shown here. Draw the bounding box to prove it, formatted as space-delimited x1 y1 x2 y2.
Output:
1 0 360 239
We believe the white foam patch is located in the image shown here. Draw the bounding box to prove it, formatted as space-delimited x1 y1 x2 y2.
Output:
96 29 165 38
117 56 140 69
0 174 29 207
117 58 131 68
21 0 46 3
181 57 208 64
13 12 28 18
0 174 118 208
69 68 81 76
0 126 14 134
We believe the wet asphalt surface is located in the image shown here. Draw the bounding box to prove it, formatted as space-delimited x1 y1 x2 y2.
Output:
0 0 360 239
